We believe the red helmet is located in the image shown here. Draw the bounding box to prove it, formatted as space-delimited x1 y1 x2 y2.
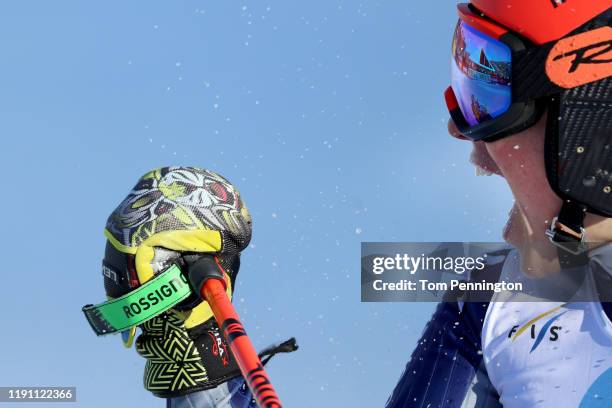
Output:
470 0 610 44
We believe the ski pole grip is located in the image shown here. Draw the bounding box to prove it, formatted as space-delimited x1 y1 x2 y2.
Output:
186 255 228 295
202 278 283 408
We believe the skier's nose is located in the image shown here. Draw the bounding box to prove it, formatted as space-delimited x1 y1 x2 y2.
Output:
447 119 469 140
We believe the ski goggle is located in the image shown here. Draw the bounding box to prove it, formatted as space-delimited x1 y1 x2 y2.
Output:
82 264 193 338
445 4 547 142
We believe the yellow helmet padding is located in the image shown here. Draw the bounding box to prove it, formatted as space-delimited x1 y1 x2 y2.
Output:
104 227 231 328
133 229 223 282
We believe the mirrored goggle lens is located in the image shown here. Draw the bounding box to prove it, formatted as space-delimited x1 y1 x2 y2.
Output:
450 21 512 127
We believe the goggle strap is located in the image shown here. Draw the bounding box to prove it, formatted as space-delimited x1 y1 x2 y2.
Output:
83 264 192 336
512 9 611 103
513 44 563 103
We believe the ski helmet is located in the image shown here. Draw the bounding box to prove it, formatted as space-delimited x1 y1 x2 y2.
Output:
471 0 610 45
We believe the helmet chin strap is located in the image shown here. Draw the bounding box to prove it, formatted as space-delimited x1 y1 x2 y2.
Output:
544 206 593 284
545 200 591 269
546 200 588 253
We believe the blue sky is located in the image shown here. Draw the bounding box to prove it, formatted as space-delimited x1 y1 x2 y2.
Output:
0 1 513 407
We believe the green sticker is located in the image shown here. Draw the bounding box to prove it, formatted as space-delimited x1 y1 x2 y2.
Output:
83 264 192 335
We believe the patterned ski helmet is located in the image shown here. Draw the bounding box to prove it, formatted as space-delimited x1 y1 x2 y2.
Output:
106 166 252 256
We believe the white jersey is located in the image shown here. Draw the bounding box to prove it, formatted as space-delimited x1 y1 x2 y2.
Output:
482 245 612 408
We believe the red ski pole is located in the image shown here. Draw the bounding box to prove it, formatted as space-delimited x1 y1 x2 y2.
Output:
202 277 283 408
